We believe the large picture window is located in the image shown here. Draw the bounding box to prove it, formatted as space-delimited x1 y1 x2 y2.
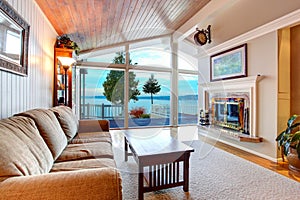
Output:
128 70 171 127
85 46 125 63
80 68 125 128
77 36 198 128
178 73 198 125
129 37 171 68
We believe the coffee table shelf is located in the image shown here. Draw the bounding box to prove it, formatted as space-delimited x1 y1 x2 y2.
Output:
124 132 194 200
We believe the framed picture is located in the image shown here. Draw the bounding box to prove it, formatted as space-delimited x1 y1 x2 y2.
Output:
210 44 247 82
0 0 30 76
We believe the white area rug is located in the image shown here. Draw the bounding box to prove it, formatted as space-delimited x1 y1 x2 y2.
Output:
114 140 300 200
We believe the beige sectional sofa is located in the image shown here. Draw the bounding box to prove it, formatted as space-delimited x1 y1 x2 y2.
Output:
0 106 122 200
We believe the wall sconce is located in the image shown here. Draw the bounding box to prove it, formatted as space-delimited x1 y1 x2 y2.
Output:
57 56 76 106
194 25 211 46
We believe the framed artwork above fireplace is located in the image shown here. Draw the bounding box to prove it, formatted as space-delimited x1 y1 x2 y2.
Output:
210 44 247 82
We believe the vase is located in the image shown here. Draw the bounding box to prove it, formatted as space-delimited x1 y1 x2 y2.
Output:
287 147 300 172
133 118 151 126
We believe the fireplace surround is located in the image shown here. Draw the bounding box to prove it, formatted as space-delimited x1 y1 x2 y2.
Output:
199 75 263 141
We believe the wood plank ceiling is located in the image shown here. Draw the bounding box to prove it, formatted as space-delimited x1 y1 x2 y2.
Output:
35 0 210 53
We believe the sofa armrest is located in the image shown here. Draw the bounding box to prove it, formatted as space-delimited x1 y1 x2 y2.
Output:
78 119 110 133
0 168 122 200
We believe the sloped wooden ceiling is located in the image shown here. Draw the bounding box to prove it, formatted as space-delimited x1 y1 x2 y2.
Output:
35 0 210 53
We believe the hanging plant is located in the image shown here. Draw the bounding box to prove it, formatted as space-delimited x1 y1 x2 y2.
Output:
56 34 80 55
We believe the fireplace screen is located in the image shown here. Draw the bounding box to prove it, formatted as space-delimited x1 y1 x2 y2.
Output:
211 97 247 133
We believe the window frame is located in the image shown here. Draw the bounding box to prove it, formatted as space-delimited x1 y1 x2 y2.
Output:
76 35 198 128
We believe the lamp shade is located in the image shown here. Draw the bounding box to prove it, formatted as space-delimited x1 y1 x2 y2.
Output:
57 56 76 68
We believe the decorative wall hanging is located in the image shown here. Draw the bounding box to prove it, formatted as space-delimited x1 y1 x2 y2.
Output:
0 0 30 76
210 44 247 82
194 25 211 46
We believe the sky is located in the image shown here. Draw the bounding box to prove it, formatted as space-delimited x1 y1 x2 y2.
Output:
82 47 198 98
82 69 198 98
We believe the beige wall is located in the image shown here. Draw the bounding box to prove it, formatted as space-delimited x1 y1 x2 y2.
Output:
195 0 300 160
197 0 300 50
249 32 278 159
199 32 279 160
0 0 57 119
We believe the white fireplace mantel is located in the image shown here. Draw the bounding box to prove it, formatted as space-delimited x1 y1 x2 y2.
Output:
199 75 263 137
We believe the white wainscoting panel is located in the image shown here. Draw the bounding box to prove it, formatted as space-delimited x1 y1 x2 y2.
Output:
0 0 57 119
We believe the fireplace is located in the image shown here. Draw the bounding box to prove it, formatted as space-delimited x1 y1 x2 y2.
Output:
200 75 263 138
211 97 249 134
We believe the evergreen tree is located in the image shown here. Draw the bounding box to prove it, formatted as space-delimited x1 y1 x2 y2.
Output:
112 51 126 64
143 74 161 104
103 52 140 104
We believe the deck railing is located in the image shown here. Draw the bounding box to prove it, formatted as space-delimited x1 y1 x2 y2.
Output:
80 103 198 121
80 103 124 119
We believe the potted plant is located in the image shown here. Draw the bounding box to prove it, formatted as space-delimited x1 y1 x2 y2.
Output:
129 107 151 126
56 34 80 55
276 114 300 172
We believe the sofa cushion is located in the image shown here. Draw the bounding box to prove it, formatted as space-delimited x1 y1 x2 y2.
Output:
0 116 54 181
51 158 116 172
71 131 112 144
15 108 67 160
78 120 110 133
56 142 114 162
50 106 78 142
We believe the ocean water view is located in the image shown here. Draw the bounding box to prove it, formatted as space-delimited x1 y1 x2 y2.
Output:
82 95 198 115
80 95 198 127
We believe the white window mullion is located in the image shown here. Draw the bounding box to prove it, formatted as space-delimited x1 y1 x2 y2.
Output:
170 36 178 127
124 45 130 128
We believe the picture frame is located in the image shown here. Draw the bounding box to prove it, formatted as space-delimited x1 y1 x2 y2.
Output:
0 0 30 76
210 44 247 82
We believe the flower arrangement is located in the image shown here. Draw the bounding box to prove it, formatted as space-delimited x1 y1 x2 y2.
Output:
56 34 80 55
129 107 150 118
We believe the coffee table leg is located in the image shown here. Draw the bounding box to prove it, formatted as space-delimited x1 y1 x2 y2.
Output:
183 153 190 192
138 164 144 200
124 137 128 162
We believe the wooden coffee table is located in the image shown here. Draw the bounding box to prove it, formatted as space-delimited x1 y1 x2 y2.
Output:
124 131 194 200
